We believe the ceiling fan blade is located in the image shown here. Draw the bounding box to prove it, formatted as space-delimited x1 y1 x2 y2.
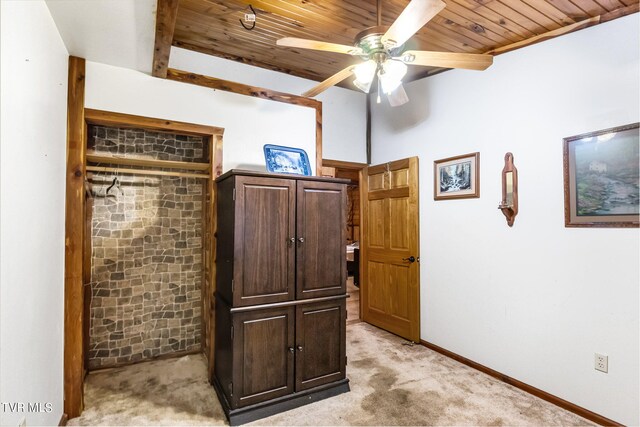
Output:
277 37 363 55
388 84 409 107
302 66 355 98
400 50 493 70
381 0 446 49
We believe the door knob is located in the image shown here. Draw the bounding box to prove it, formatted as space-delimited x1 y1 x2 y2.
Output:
297 345 303 352
288 237 295 247
402 256 416 263
288 347 295 354
298 237 305 243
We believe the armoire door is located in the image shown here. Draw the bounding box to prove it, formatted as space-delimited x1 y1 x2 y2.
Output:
232 306 295 408
296 181 347 299
233 176 296 306
295 299 346 391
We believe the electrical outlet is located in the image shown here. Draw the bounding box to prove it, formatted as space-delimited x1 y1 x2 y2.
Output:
595 353 608 373
244 13 256 22
18 416 26 427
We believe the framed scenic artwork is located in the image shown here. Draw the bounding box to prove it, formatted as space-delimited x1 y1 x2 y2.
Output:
563 123 639 228
434 152 480 200
263 144 312 176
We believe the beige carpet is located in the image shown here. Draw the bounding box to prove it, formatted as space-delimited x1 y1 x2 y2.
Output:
70 323 594 426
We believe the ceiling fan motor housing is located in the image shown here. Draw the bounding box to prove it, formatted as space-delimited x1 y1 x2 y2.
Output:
354 26 404 61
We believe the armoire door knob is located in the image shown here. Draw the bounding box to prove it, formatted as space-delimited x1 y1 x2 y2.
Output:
298 237 305 243
297 345 303 352
288 347 295 354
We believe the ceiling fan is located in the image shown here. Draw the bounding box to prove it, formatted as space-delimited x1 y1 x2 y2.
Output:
276 0 494 106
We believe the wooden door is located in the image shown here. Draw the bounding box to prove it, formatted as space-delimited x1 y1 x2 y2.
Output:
295 299 346 391
233 176 296 306
232 306 295 408
296 181 347 299
360 157 420 342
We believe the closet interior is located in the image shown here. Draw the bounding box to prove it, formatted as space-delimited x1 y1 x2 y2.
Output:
81 110 223 378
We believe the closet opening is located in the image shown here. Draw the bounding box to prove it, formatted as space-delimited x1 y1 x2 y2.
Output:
66 108 224 414
321 159 366 325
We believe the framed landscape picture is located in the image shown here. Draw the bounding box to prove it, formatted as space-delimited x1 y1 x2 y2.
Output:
563 123 639 228
434 152 480 200
263 144 312 176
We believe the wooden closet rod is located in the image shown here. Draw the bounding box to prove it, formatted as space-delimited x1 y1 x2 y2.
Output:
86 165 210 179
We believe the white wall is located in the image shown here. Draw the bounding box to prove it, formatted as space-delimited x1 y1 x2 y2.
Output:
170 47 367 164
0 1 69 425
86 61 319 173
46 0 156 74
371 15 639 425
45 0 366 163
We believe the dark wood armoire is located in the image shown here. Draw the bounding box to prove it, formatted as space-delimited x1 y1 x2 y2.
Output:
213 170 350 425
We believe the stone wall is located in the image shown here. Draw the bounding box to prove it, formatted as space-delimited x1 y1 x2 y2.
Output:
87 126 204 369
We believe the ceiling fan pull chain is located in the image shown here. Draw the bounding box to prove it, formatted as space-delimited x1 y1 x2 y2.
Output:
239 5 257 31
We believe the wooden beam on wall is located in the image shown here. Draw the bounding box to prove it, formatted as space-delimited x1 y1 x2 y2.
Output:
64 55 86 419
166 68 321 110
599 3 639 23
165 68 324 175
484 15 601 56
316 107 323 176
152 0 180 78
488 6 639 56
405 5 637 86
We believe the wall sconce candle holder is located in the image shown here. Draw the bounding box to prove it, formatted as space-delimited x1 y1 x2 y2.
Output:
498 152 518 226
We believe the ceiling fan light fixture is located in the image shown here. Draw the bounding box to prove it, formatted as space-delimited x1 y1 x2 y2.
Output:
353 60 377 93
379 60 407 94
354 78 374 93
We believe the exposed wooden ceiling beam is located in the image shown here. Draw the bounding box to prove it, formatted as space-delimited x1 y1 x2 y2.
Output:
485 15 601 55
152 0 180 78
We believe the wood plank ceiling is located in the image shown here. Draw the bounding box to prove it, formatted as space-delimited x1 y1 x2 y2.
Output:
169 0 638 89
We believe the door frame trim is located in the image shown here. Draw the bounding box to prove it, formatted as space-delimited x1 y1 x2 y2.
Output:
63 74 224 416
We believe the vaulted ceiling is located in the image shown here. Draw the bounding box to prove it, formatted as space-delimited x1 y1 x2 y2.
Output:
158 0 638 89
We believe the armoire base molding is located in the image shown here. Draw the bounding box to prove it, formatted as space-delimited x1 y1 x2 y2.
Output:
212 376 350 426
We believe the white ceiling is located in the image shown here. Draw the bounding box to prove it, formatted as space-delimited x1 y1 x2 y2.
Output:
46 0 156 74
